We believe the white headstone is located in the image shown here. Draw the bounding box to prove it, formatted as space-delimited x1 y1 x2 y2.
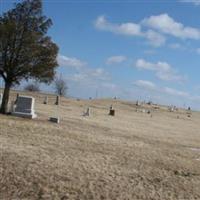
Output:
12 95 37 119
0 93 2 107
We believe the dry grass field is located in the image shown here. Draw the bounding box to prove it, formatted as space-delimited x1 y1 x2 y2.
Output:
1 91 200 200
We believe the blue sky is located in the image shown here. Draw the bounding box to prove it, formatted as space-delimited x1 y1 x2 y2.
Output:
1 0 200 109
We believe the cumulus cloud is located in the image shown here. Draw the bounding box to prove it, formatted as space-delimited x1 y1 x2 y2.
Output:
95 14 200 48
163 87 189 97
95 15 166 47
57 54 87 69
68 67 120 98
179 0 200 5
95 15 142 36
143 13 200 40
101 82 117 90
134 80 190 97
132 80 200 109
196 48 200 54
135 59 186 82
144 50 156 55
169 43 182 49
57 54 114 92
69 67 110 84
106 56 127 65
134 80 157 90
145 29 166 47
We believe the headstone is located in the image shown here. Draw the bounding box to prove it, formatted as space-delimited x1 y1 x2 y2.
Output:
109 109 115 116
83 107 90 116
44 96 48 104
12 95 37 119
55 95 60 105
168 106 174 112
136 101 140 106
147 101 152 105
49 117 60 123
109 105 115 116
0 93 2 106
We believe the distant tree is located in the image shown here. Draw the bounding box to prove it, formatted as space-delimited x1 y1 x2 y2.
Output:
24 82 40 92
54 75 68 96
0 0 59 114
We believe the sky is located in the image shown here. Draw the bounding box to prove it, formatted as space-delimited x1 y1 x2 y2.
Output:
1 0 200 109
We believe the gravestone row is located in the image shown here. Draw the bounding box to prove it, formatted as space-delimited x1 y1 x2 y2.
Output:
1 93 193 122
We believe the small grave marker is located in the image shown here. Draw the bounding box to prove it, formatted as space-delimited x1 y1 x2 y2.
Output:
83 107 90 116
44 96 48 104
55 95 60 105
50 98 60 123
109 105 115 116
136 100 141 106
49 117 60 123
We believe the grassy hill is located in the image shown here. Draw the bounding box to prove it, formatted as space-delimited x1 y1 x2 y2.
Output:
0 90 200 199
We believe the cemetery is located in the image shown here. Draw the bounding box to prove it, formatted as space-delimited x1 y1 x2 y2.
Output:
1 90 200 199
1 0 200 199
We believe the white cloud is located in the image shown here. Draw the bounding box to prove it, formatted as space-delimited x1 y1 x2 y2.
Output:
69 67 110 84
196 48 200 54
179 0 200 5
134 80 189 98
132 80 200 109
68 67 120 98
145 29 166 47
95 15 142 36
135 59 186 82
106 56 127 65
95 14 200 48
95 15 166 47
57 54 112 90
169 43 182 49
143 13 200 40
134 80 157 90
101 82 117 90
163 87 189 97
57 54 87 69
144 50 156 55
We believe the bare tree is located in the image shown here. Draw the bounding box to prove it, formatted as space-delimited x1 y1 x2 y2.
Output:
54 75 68 96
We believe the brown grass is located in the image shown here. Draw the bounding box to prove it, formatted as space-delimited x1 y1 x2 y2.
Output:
0 91 200 200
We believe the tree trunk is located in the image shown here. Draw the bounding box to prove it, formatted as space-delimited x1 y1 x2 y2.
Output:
0 82 11 114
